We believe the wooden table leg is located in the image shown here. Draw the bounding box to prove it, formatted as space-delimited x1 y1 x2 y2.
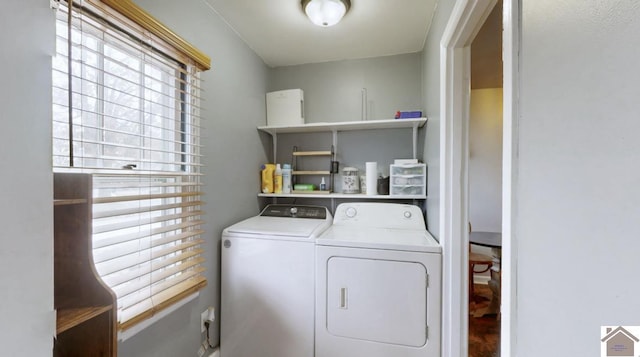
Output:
486 247 501 316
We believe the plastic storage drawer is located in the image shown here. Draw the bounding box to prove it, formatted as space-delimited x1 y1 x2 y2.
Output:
390 164 426 196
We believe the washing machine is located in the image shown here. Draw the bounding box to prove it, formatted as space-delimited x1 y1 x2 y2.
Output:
315 202 442 357
220 204 332 357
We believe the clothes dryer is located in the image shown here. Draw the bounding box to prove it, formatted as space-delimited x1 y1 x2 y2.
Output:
315 202 442 357
221 204 332 357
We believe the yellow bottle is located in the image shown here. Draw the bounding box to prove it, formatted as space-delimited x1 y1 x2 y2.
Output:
274 164 283 194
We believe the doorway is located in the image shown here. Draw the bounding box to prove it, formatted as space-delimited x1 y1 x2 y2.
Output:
439 0 518 356
467 1 502 355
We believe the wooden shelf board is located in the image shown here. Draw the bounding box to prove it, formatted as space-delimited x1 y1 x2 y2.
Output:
54 198 88 206
292 170 331 175
259 193 427 199
292 151 332 156
56 305 113 334
258 117 427 135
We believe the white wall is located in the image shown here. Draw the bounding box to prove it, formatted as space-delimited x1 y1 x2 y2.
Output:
517 0 640 355
120 1 270 356
0 0 55 354
469 88 503 276
422 0 457 235
469 88 503 232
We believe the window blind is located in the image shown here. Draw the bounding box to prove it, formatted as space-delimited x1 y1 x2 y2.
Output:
52 0 207 330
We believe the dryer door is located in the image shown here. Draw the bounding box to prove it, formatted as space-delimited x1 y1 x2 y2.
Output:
326 257 427 346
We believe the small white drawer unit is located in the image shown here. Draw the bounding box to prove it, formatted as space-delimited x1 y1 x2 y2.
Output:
390 164 426 196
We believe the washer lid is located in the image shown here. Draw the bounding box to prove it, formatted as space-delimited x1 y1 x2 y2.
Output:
225 216 330 238
316 226 441 253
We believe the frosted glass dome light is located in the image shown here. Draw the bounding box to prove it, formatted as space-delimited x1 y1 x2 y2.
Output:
302 0 351 27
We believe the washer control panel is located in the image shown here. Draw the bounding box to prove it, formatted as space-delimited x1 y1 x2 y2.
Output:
260 204 327 219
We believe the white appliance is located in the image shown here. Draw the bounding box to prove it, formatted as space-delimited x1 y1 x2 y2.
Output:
315 202 442 357
266 89 304 126
220 204 332 357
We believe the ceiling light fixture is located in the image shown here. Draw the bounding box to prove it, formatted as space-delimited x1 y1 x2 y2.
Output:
301 0 351 27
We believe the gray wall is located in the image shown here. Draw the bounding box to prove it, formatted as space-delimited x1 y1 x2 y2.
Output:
120 1 270 356
268 53 426 208
274 129 424 195
0 0 55 354
421 0 457 236
269 53 423 123
517 0 640 355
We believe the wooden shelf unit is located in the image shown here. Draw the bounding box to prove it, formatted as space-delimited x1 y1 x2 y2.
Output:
54 172 117 356
292 145 335 192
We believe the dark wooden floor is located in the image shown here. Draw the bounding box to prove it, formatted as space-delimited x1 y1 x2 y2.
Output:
469 284 500 357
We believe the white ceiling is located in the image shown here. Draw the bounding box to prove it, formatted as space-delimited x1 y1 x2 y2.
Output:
203 0 438 68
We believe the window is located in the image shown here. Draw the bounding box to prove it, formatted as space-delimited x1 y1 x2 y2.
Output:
52 0 210 330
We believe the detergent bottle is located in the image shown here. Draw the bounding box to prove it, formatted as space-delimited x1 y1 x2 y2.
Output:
274 164 283 194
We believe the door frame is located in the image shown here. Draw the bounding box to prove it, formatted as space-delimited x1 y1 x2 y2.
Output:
500 0 519 355
439 0 519 356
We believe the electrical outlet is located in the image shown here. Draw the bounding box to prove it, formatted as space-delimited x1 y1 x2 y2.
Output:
200 306 215 333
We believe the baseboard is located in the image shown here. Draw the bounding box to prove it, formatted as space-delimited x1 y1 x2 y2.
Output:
207 347 219 357
474 275 490 285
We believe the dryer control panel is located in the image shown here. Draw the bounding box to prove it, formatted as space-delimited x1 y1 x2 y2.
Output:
333 202 426 230
260 204 327 219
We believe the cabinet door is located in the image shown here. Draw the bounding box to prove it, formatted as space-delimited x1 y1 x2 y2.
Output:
326 257 427 347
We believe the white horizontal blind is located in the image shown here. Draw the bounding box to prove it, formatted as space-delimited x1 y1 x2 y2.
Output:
92 174 205 329
52 0 206 330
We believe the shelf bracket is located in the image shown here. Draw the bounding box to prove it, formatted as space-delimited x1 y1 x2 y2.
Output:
332 130 338 157
332 130 338 192
412 123 418 159
271 132 277 163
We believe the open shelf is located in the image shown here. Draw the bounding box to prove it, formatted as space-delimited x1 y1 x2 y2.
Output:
292 150 332 156
258 117 428 208
54 173 117 356
291 190 331 195
56 305 114 334
54 198 88 206
258 117 427 135
293 170 331 175
259 193 427 200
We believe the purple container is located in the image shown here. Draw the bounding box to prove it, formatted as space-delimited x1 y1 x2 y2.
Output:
395 111 423 119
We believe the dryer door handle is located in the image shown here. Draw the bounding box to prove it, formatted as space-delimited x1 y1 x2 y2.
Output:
340 287 348 309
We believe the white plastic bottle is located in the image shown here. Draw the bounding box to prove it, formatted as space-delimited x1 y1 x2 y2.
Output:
282 164 292 194
274 163 283 194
